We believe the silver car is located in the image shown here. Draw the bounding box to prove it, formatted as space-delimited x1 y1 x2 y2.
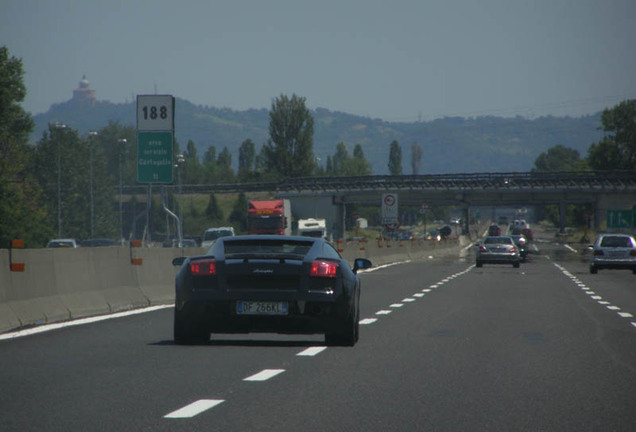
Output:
475 236 520 268
590 233 636 274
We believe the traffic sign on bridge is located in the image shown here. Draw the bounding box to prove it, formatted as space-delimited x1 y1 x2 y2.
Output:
606 206 636 228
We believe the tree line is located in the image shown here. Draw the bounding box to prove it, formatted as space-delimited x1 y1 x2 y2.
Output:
1 45 634 246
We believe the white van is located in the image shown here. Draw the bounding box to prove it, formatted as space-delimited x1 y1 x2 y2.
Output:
201 227 235 248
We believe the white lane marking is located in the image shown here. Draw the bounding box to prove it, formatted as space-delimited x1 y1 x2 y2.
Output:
607 306 621 311
599 301 611 305
402 298 416 303
376 310 392 315
360 261 411 273
632 323 636 329
413 293 425 298
429 284 439 288
581 287 590 291
618 312 633 318
244 369 285 382
164 399 224 418
359 318 378 325
591 296 603 300
390 303 404 308
585 291 596 295
297 346 327 356
422 289 432 293
563 244 577 252
0 304 173 341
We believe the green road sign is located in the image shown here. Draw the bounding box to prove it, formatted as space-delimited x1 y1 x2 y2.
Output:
606 209 634 229
137 131 173 183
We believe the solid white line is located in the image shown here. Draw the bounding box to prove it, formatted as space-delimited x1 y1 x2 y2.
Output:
359 318 378 325
0 304 173 341
376 310 392 315
164 399 224 418
297 346 327 357
618 312 633 318
244 369 285 382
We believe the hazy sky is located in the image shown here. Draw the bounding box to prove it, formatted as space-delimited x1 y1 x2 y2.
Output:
2 0 635 121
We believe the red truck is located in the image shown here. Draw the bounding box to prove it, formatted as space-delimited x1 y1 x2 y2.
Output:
247 199 292 235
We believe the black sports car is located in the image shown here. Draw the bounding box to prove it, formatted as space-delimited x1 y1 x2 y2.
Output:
171 235 372 346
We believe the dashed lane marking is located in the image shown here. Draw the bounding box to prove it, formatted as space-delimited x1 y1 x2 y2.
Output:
164 399 224 418
360 318 378 325
297 346 327 356
244 369 285 382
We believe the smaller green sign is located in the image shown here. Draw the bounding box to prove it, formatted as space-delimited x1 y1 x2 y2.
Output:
137 131 174 183
606 209 634 229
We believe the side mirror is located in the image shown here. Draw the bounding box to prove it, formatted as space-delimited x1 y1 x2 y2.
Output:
172 256 187 266
353 258 372 274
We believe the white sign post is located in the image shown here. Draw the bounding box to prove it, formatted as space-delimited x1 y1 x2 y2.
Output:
381 193 399 229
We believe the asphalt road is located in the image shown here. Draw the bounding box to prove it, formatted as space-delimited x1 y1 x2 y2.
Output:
2 231 636 431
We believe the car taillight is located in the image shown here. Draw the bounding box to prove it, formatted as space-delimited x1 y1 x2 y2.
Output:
479 245 488 252
311 260 338 278
511 246 518 253
190 259 216 275
593 250 604 256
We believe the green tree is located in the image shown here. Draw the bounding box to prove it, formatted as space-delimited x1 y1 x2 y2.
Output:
410 142 423 174
350 144 372 175
388 140 402 175
202 145 217 182
0 46 50 246
532 144 588 172
228 192 248 232
264 94 315 178
332 142 350 175
238 138 256 181
587 100 636 170
216 146 235 183
204 193 224 223
182 139 204 184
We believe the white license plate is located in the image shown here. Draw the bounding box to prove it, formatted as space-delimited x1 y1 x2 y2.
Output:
236 301 288 315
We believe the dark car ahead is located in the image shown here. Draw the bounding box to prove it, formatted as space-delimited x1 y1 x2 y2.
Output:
488 224 501 236
172 235 372 346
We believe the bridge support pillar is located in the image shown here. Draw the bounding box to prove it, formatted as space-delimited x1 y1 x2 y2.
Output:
559 202 566 233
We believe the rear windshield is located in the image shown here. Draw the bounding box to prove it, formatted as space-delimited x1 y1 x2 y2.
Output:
224 239 313 258
600 236 632 248
485 237 512 245
204 230 233 241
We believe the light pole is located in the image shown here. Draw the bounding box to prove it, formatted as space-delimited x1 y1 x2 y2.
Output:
175 154 185 246
49 122 67 238
118 138 127 245
88 131 98 238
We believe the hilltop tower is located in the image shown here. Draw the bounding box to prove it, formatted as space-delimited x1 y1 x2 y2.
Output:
72 75 96 108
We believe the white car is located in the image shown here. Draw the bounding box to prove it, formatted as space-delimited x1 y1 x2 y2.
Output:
590 233 636 274
201 227 235 248
46 238 78 248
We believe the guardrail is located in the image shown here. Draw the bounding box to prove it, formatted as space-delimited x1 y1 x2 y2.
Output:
0 236 466 334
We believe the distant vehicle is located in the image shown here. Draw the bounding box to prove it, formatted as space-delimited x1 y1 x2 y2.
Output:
80 238 116 247
476 236 521 268
171 235 373 346
589 233 636 274
201 227 235 248
247 199 292 235
164 238 198 248
297 218 327 238
46 238 78 248
488 224 501 236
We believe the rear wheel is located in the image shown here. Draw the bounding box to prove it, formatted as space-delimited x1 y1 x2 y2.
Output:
174 306 209 345
325 292 359 347
590 265 598 274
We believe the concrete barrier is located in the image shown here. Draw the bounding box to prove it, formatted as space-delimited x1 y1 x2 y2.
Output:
0 237 466 335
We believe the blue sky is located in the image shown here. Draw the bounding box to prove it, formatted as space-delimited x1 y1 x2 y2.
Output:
2 0 635 121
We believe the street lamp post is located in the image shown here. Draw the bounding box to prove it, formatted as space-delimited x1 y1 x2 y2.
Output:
175 154 185 246
49 122 67 238
88 131 98 238
118 138 127 245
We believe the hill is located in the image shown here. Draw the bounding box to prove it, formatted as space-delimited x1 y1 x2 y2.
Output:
31 98 602 175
